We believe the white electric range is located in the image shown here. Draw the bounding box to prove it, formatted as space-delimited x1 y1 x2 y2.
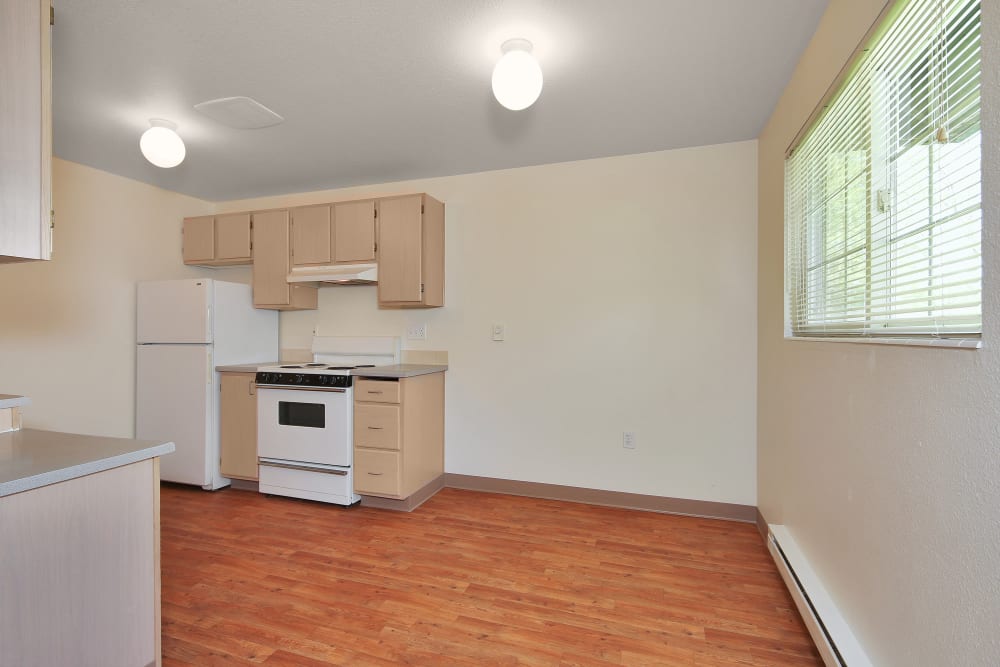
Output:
255 336 400 505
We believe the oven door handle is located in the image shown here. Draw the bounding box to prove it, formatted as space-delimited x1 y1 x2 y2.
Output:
258 459 349 476
255 384 347 393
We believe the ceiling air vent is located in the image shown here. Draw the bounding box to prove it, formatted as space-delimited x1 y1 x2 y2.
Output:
193 96 284 129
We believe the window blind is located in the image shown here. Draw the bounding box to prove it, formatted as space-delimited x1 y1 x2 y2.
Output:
785 0 981 339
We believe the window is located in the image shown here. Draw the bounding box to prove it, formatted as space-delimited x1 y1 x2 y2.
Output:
785 0 981 340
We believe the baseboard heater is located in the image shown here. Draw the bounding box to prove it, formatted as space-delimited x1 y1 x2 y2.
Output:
767 525 873 667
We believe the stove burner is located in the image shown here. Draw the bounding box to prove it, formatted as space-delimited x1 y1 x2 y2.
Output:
305 363 327 367
324 364 377 370
279 365 303 368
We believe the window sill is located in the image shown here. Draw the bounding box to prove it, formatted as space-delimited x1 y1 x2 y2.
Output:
784 336 981 349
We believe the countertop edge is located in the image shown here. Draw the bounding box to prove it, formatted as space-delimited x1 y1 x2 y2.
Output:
0 438 175 498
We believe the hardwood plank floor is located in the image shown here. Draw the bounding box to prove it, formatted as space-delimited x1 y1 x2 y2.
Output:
160 485 821 666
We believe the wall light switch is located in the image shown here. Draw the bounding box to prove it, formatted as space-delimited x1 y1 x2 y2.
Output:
492 324 505 341
406 324 427 340
623 432 636 449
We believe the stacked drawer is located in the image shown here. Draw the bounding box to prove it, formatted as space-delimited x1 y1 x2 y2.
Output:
354 379 403 496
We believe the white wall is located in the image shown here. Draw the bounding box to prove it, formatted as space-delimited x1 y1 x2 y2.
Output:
758 1 1000 664
219 142 759 505
0 159 232 436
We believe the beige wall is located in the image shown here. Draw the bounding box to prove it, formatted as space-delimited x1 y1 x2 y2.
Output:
758 1 1000 664
219 142 759 505
0 159 232 436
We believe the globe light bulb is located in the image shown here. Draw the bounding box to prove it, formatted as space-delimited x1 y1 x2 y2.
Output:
492 39 543 111
139 120 186 168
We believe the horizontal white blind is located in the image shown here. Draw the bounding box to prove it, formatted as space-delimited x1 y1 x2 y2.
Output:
785 0 981 339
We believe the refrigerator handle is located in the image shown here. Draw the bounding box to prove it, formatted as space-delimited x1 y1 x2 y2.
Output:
207 349 213 384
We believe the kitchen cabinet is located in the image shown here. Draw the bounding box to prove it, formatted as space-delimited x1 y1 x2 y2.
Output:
251 209 318 310
219 372 258 481
289 200 376 267
290 204 332 266
182 213 253 266
1 432 170 667
377 194 444 308
334 199 377 263
353 373 444 499
1 0 52 263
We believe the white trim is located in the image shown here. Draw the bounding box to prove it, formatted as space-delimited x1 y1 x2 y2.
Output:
785 335 981 349
768 525 873 667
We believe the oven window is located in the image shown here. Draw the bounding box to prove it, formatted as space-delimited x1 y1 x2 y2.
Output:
277 401 325 428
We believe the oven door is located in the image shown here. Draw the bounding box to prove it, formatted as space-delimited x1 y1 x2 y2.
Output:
256 386 352 467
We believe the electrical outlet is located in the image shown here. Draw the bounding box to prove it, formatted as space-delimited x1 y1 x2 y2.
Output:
623 431 636 449
406 324 427 340
492 324 505 341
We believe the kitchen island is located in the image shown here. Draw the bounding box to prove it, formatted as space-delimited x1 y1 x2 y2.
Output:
0 427 174 667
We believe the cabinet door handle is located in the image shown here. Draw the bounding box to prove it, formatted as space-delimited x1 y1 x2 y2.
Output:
367 426 383 430
249 381 256 396
367 472 383 476
367 390 383 395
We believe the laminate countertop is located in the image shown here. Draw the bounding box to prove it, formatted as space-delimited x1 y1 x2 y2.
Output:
215 362 281 373
353 364 448 378
215 363 448 377
0 394 30 409
0 429 175 497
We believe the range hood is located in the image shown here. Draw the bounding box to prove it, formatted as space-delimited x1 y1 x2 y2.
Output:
287 263 378 285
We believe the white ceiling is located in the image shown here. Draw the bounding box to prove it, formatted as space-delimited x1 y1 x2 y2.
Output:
52 0 828 202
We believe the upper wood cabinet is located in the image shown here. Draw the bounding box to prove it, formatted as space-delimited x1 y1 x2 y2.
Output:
252 210 318 310
290 200 376 267
290 205 331 266
0 0 52 263
377 194 444 308
334 200 376 263
182 214 252 266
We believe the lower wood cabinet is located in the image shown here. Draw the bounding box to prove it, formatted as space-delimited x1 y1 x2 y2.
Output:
353 373 444 499
219 372 258 481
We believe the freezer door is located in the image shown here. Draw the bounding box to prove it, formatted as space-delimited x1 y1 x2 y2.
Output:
137 279 213 344
136 344 213 485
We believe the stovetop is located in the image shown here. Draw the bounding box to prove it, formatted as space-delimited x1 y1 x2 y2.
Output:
255 362 381 389
259 362 377 375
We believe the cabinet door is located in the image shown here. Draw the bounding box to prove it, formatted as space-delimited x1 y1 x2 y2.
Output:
182 216 215 263
290 205 331 266
377 195 424 303
333 200 376 263
215 213 251 261
252 210 291 306
0 0 51 262
220 373 258 480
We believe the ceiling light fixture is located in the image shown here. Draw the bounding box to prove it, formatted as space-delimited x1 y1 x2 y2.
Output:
139 119 186 168
492 38 543 111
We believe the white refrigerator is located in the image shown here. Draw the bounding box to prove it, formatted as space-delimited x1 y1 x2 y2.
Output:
136 279 278 489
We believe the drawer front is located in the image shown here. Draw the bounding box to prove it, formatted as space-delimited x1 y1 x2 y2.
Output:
354 449 401 496
258 461 354 505
354 404 401 451
354 379 400 403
